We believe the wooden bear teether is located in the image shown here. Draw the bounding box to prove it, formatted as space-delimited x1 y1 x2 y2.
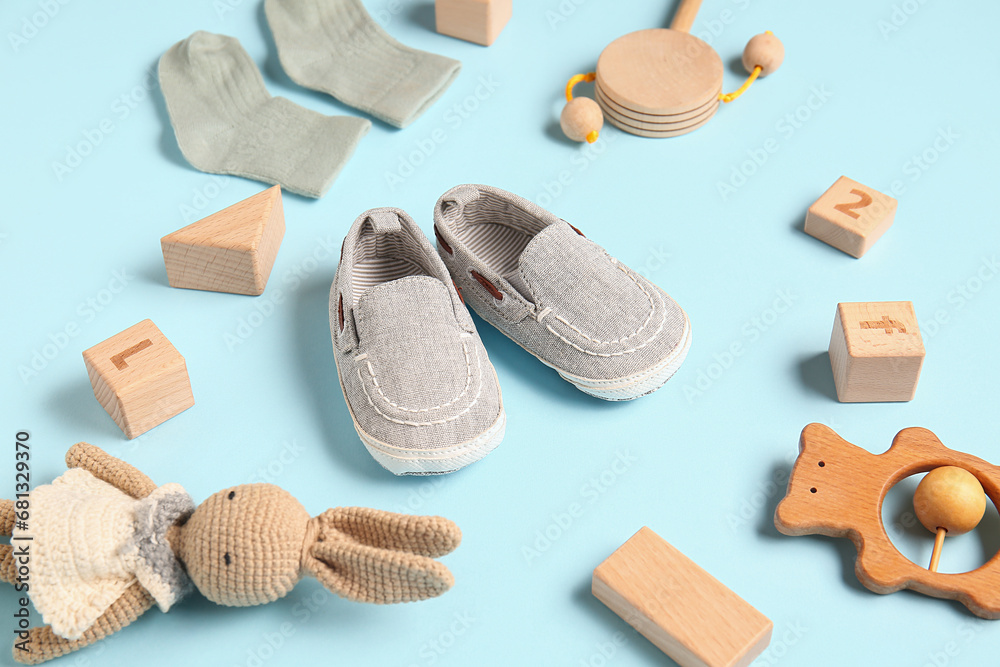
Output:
775 423 1000 618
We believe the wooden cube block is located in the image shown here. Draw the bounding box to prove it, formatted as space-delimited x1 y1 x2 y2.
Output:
804 176 897 258
829 301 925 402
593 527 772 667
435 0 511 46
161 185 284 296
83 319 194 439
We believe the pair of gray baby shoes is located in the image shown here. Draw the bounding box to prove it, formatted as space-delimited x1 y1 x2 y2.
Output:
330 185 692 475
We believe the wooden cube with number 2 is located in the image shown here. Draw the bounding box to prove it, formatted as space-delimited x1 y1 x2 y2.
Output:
804 176 897 258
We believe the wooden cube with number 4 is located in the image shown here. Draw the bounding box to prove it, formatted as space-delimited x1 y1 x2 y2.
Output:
804 176 897 258
829 301 924 402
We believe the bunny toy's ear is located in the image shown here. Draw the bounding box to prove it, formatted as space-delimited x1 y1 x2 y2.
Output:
301 507 461 604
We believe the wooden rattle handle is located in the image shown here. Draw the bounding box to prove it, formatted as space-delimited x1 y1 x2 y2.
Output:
670 0 703 33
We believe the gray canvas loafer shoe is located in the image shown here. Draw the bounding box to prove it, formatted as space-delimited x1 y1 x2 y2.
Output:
433 185 691 401
330 207 505 474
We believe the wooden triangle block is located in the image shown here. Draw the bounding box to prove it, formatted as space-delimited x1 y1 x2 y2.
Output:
161 185 285 296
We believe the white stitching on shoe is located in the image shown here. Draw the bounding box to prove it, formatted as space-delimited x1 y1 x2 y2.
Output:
356 342 483 426
545 289 667 357
536 307 552 322
551 261 656 345
558 319 691 386
360 341 474 413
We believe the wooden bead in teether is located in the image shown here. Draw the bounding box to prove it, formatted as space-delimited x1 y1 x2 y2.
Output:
914 466 987 572
561 97 604 143
742 32 784 77
914 466 986 536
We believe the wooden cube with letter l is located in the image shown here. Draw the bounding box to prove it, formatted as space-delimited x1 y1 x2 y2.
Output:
82 319 194 438
804 176 897 258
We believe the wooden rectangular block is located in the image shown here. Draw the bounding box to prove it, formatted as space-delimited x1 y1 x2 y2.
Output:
593 527 772 667
804 176 897 258
829 301 925 402
82 319 194 439
435 0 511 46
161 185 284 296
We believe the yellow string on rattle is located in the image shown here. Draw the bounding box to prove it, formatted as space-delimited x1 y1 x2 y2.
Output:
720 66 761 103
720 31 784 104
565 72 596 103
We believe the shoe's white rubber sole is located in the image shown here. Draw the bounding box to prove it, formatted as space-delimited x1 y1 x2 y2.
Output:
356 406 506 475
545 313 692 401
334 351 506 475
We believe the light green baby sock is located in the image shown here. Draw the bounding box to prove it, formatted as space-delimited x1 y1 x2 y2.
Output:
265 0 461 128
159 31 371 198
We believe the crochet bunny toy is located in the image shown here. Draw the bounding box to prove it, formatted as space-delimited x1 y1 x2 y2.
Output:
1 443 462 664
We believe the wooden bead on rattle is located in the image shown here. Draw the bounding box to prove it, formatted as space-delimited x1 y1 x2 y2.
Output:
913 466 987 572
561 97 603 144
742 31 784 77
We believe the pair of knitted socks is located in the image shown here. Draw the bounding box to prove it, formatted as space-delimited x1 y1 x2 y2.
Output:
159 0 461 198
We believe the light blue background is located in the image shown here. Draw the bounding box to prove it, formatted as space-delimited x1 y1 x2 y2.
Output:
2 0 999 665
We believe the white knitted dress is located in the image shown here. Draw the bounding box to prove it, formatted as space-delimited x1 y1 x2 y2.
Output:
12 468 194 640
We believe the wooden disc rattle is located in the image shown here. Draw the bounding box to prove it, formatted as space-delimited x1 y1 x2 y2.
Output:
775 424 1000 619
560 0 784 142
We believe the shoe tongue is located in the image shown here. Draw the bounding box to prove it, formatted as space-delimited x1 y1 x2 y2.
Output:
503 222 577 299
512 221 656 341
355 276 455 345
508 221 594 300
